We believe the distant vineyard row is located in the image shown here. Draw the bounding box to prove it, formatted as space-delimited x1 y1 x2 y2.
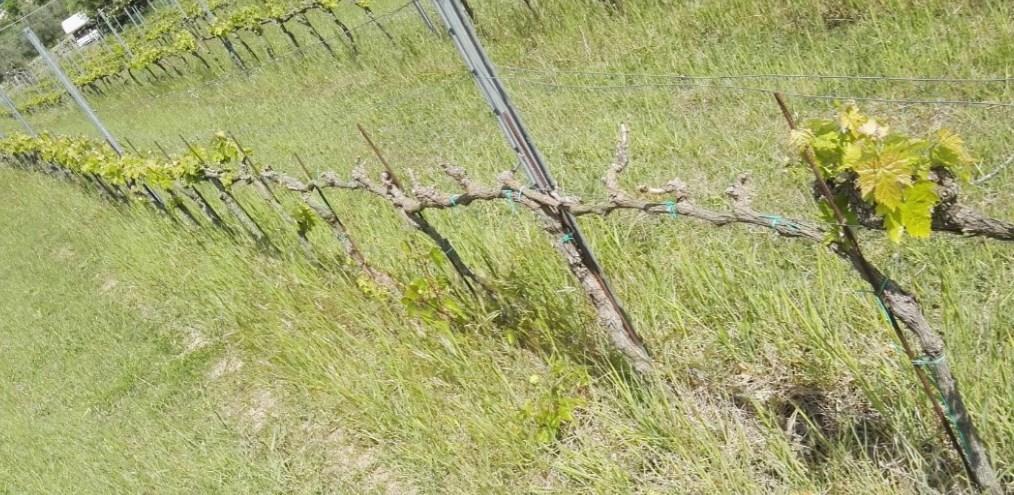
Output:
8 0 382 115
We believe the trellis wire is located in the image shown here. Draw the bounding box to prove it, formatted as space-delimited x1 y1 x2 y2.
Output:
24 25 167 210
0 0 60 35
492 74 1014 108
432 0 653 373
501 66 1014 84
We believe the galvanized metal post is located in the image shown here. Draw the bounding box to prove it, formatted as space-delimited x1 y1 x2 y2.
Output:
25 27 125 155
112 12 125 33
430 0 652 371
125 6 141 28
23 26 166 209
99 9 133 59
0 87 37 136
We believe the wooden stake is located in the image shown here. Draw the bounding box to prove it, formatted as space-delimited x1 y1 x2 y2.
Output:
356 124 482 296
774 93 999 494
179 135 277 253
153 139 233 233
294 153 397 291
227 132 318 262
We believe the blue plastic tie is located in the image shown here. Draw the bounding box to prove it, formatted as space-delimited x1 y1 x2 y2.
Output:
449 194 460 207
761 214 797 230
561 233 575 244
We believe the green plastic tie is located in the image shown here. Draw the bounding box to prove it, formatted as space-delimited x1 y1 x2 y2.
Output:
760 214 802 233
870 277 975 468
561 233 575 244
914 353 975 469
877 278 889 297
912 354 945 367
664 200 678 219
449 194 460 207
870 278 900 328
873 294 890 321
502 190 518 213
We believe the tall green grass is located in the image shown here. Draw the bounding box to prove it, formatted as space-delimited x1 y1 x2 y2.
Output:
1 0 1011 492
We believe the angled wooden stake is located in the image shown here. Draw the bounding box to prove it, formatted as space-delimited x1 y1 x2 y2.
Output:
227 132 318 262
775 93 999 494
357 124 484 297
179 135 277 253
124 138 200 227
294 153 398 291
153 139 233 234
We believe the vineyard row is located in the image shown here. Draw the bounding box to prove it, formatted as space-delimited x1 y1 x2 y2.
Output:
0 99 1009 491
8 0 397 115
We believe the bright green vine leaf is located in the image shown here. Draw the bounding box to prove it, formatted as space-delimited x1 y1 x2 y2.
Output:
796 104 975 243
898 181 938 239
932 129 973 180
853 146 915 210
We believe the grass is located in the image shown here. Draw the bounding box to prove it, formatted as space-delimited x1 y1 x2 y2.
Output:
1 0 1012 492
0 172 289 493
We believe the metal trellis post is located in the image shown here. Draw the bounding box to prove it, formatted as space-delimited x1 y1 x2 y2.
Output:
0 87 36 136
430 0 651 370
411 0 437 34
23 26 166 210
99 10 134 59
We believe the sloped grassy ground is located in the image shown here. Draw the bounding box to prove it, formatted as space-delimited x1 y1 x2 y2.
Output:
1 0 1012 492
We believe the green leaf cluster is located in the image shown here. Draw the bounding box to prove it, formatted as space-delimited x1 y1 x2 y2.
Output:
401 274 467 333
292 203 319 235
791 105 974 242
0 131 245 189
520 359 588 444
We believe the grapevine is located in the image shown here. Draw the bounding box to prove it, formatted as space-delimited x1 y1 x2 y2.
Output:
0 132 240 189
